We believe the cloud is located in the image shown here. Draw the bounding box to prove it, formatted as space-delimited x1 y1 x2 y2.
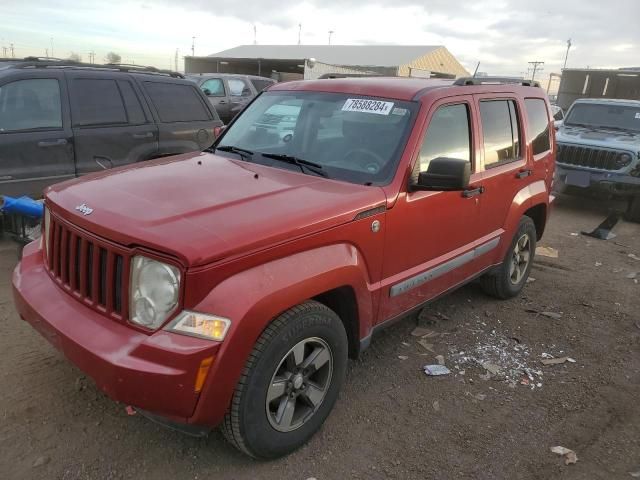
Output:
1 0 638 75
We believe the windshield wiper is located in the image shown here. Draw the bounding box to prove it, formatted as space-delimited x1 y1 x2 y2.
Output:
215 145 255 161
260 153 328 178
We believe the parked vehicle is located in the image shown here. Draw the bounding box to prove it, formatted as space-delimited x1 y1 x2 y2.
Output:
555 98 640 222
187 73 276 123
13 76 555 459
0 58 223 199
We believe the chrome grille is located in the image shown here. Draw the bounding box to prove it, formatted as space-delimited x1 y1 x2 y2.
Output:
557 144 622 171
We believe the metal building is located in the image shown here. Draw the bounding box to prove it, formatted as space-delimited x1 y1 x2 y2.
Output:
557 68 640 110
185 45 469 81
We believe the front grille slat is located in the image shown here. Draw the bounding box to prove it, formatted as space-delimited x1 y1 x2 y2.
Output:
46 217 128 319
557 145 626 171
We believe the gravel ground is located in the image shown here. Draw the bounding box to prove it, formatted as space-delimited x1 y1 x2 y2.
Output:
1 194 639 480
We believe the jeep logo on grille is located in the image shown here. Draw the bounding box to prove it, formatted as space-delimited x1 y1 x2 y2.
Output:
75 203 94 216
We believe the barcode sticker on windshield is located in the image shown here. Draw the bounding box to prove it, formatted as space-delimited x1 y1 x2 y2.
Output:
342 98 394 115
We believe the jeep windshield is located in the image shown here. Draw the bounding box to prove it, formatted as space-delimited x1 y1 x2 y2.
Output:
216 91 417 185
564 103 640 133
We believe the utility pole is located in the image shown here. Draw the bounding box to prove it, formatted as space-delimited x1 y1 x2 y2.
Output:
10 43 14 58
562 38 572 70
528 61 544 82
1 46 7 57
328 30 334 45
50 38 54 57
191 36 196 57
298 23 302 45
253 25 257 45
45 48 48 57
175 48 179 71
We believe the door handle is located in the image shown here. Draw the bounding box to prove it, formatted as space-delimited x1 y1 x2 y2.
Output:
132 132 153 139
38 139 67 147
462 186 484 198
516 169 532 179
218 100 227 104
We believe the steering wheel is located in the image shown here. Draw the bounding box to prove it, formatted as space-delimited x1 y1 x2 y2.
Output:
342 148 386 174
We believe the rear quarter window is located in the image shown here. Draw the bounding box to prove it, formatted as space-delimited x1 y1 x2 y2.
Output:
525 98 551 155
250 78 274 92
143 82 211 123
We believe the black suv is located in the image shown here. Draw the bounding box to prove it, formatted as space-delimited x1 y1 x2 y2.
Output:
0 58 223 198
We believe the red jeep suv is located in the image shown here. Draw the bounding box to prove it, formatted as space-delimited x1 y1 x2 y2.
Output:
13 76 555 458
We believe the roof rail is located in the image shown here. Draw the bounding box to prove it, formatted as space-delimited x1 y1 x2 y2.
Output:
8 58 184 78
454 76 541 88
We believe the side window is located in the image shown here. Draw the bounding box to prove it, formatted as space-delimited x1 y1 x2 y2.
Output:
525 99 551 156
71 79 127 126
143 82 211 122
418 103 471 174
228 78 251 97
201 78 225 96
480 99 520 168
0 78 62 132
117 80 147 125
250 78 274 92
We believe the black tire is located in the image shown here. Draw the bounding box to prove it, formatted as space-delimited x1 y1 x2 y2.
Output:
221 300 348 459
626 196 640 223
480 216 537 299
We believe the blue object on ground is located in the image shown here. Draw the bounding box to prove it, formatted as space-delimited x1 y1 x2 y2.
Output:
0 195 44 218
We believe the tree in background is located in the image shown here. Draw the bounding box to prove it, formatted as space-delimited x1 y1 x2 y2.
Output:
68 52 82 62
105 52 121 64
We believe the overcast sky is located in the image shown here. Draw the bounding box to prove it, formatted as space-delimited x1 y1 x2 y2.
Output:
2 0 639 80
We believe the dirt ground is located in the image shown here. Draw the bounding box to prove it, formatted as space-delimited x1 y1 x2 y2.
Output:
1 194 639 480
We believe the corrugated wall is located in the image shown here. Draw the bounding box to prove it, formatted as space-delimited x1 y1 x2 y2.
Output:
397 47 469 78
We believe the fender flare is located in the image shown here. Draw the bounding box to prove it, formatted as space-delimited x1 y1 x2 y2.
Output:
497 180 549 259
189 243 374 426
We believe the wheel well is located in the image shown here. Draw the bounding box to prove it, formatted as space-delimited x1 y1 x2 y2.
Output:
313 286 360 359
524 203 547 240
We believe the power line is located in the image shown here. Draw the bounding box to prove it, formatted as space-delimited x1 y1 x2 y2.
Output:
528 61 544 82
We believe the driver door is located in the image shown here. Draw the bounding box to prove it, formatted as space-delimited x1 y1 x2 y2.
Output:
380 96 485 320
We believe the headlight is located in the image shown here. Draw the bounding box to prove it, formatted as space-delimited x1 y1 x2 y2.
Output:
42 207 51 260
616 152 633 169
165 311 231 341
129 256 180 329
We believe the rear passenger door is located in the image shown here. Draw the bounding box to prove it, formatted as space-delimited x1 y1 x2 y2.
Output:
475 95 530 238
200 78 230 122
141 80 216 154
67 73 159 175
0 73 74 197
524 98 554 190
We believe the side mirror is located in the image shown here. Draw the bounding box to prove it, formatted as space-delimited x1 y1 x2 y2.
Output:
410 157 470 191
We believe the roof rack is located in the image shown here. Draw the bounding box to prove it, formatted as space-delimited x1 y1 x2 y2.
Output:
454 76 540 88
7 57 184 78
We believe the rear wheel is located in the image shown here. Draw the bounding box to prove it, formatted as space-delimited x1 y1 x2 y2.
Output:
221 301 348 459
626 196 640 223
480 216 537 299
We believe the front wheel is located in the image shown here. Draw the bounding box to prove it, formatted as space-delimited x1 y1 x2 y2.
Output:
222 301 348 459
480 216 537 299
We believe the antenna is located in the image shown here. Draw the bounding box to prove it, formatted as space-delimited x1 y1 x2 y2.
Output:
328 30 334 45
563 39 572 70
191 36 196 57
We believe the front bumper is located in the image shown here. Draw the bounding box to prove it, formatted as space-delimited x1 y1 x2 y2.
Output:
556 164 640 195
12 242 220 423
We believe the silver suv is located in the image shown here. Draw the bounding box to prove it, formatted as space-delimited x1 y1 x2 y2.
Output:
555 98 640 221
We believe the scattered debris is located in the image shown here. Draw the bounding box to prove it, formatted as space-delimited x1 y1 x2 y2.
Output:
466 392 486 401
418 339 436 353
626 272 638 279
581 212 621 240
411 326 436 337
595 262 602 267
541 311 563 320
435 355 446 366
536 246 559 258
526 277 536 283
479 372 492 381
424 365 451 376
398 355 409 361
432 400 440 412
541 356 573 366
551 446 578 465
482 362 502 376
32 456 50 468
629 470 640 478
570 232 579 236
520 377 530 386
629 253 640 262
125 405 136 416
